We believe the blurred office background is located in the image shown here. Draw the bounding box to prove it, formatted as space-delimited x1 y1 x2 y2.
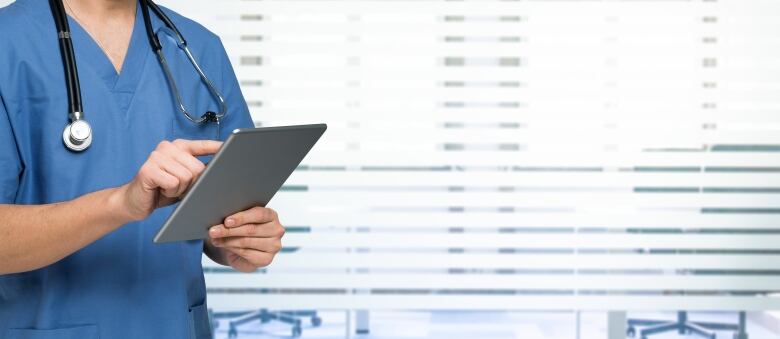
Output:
6 0 780 337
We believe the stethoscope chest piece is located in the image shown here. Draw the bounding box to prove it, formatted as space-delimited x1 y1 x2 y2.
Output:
63 118 92 152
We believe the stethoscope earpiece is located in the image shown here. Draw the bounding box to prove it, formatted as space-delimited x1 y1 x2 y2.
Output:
63 118 92 152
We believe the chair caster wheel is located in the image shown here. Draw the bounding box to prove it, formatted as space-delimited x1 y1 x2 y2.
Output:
292 326 302 337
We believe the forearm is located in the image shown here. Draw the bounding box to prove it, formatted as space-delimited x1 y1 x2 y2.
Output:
0 140 225 275
0 187 134 274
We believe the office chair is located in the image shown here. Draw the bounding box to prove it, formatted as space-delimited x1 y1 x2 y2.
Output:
210 309 322 338
626 311 747 339
206 242 323 337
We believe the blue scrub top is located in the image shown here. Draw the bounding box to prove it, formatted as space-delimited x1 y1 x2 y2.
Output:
0 1 254 338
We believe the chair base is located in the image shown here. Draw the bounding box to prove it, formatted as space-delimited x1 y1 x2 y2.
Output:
209 308 322 338
627 311 747 339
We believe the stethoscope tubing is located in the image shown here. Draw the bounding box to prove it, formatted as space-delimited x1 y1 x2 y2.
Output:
141 0 227 124
48 0 83 116
49 0 228 152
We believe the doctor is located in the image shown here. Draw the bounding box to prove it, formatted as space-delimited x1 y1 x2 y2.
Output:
0 0 284 338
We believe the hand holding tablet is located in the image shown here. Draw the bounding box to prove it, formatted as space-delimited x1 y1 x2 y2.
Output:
154 124 327 243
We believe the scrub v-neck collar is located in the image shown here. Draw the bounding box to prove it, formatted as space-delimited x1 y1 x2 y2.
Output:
64 1 148 93
18 0 167 114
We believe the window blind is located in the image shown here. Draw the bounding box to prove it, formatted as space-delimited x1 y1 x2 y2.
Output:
162 0 780 311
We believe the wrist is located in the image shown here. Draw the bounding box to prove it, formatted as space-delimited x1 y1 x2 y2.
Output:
107 185 143 223
203 238 230 266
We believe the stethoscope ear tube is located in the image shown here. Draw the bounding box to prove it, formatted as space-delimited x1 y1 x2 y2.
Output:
48 0 83 116
140 0 186 50
146 0 186 46
139 0 162 51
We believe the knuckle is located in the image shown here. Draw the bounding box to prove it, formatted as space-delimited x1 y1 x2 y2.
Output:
276 224 286 238
172 139 187 147
167 177 181 189
256 254 273 267
239 237 250 248
139 164 153 177
194 161 206 172
151 151 169 163
157 140 171 150
230 213 242 226
272 240 282 253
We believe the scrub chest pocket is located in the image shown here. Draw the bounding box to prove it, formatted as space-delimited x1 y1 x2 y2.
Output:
172 114 221 140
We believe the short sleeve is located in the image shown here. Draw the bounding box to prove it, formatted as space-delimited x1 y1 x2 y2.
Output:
215 39 254 141
0 95 21 203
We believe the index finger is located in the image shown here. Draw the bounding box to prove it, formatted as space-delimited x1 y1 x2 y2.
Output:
173 139 223 156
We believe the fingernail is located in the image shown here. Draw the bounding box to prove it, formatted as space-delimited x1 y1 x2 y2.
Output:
225 218 236 227
212 239 222 247
209 226 220 237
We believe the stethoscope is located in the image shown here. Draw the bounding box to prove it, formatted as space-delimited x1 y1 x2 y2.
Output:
48 0 227 152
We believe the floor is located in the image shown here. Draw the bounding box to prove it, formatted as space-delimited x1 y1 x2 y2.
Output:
212 310 780 339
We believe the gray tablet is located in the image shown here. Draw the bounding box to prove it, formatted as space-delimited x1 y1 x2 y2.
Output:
154 124 327 243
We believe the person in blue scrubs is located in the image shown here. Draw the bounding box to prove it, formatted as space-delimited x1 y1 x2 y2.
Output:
0 0 285 338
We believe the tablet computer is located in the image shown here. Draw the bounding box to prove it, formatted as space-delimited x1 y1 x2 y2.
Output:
153 124 326 243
